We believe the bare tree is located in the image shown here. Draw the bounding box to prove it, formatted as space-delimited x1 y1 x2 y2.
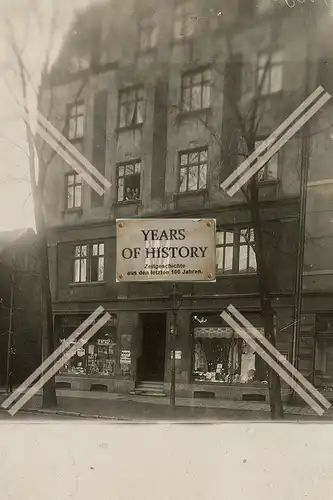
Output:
4 0 100 408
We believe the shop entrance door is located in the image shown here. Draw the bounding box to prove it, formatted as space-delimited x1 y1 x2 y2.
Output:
137 313 167 382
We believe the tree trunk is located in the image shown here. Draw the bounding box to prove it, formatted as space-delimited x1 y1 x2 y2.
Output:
249 178 284 419
35 193 57 409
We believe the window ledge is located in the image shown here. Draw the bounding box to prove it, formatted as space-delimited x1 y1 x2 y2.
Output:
258 179 279 186
175 189 207 198
114 199 141 207
176 107 211 121
116 123 144 134
62 207 83 215
69 281 106 287
216 272 257 278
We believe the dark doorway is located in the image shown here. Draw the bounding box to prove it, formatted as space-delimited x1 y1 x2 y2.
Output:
137 313 167 382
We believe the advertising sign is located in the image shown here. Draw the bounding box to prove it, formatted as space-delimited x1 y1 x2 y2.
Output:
116 218 216 282
120 350 131 365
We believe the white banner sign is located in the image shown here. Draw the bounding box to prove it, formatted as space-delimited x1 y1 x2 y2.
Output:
116 218 216 282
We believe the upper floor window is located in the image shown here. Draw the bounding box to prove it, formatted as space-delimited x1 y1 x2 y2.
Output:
73 243 105 283
257 51 283 95
118 86 144 129
66 173 82 209
67 102 85 141
117 160 141 202
138 14 158 51
179 147 207 193
181 68 212 112
173 2 196 39
255 139 278 182
216 229 257 274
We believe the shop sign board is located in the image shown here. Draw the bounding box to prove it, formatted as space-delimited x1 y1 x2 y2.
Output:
120 350 131 364
171 350 182 360
116 218 216 282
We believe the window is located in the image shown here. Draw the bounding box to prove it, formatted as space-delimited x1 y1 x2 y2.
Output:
73 243 105 283
254 140 278 182
67 102 85 140
192 313 267 384
58 314 117 377
138 15 157 51
314 315 333 389
216 231 234 273
117 161 141 202
173 2 196 39
257 51 283 95
118 86 144 129
257 0 273 12
181 68 212 112
216 229 257 274
179 148 207 193
66 173 82 209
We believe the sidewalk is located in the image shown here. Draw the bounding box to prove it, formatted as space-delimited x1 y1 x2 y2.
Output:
1 388 332 421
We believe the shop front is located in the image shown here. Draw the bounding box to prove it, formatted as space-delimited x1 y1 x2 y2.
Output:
54 312 134 393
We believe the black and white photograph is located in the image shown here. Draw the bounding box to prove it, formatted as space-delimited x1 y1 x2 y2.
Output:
1 0 333 498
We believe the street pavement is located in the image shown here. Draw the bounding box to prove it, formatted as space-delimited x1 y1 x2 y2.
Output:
1 390 332 421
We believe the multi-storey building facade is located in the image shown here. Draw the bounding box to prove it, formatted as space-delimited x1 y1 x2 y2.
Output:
40 0 331 401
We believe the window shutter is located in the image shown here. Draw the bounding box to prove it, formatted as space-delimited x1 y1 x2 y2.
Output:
91 90 108 208
317 58 333 95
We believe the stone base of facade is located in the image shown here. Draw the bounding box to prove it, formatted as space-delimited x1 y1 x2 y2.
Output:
56 375 291 402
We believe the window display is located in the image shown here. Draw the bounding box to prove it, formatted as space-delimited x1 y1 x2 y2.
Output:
57 314 117 377
192 314 267 384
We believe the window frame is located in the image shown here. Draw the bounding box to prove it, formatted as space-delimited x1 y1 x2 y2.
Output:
116 159 142 203
216 228 257 275
65 173 83 210
178 147 208 194
66 101 85 142
72 241 105 284
256 50 283 96
118 85 145 130
137 14 157 51
173 1 196 40
254 138 279 183
180 67 212 113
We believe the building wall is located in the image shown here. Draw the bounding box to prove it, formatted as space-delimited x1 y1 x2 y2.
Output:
41 0 321 398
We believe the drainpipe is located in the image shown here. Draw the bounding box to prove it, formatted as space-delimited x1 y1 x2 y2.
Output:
290 12 313 399
5 271 14 393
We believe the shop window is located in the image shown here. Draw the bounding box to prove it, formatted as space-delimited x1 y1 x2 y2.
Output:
216 228 257 274
58 314 117 377
257 50 283 95
179 147 207 193
181 68 212 112
73 242 105 283
116 160 141 202
118 86 145 129
314 314 333 390
192 314 267 384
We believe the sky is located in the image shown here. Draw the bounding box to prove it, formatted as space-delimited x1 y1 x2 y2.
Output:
0 0 99 231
